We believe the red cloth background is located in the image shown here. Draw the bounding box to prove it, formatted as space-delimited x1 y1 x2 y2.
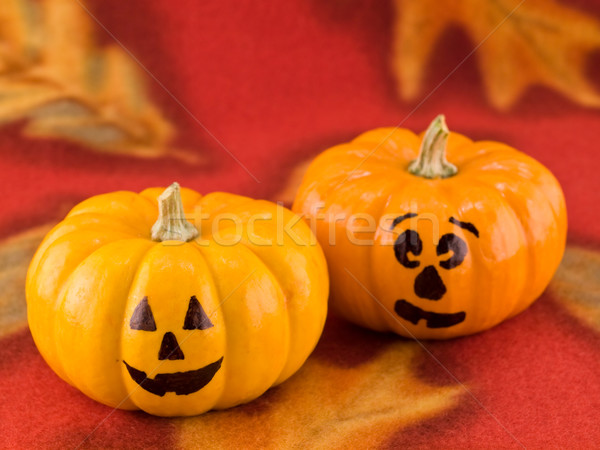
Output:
1 0 600 448
2 0 598 242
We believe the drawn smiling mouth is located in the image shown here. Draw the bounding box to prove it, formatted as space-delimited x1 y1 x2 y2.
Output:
123 357 223 396
394 300 466 328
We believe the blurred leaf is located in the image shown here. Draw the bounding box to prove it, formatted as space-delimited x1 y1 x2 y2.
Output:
176 341 463 448
392 0 600 110
0 0 193 159
550 246 600 331
0 224 52 338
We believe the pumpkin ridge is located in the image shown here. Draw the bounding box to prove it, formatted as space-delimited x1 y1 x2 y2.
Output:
122 241 228 414
235 234 293 384
235 203 328 383
426 182 471 336
299 144 393 187
187 241 230 410
442 133 480 167
64 212 153 237
26 216 139 284
66 191 158 232
457 176 532 323
511 174 565 311
196 199 255 239
190 241 249 410
351 127 420 152
52 238 152 403
196 198 258 239
41 230 141 283
27 230 136 384
457 144 534 176
63 212 147 235
238 241 292 388
367 181 409 332
89 239 155 409
117 240 161 410
437 181 485 331
42 217 146 250
217 241 290 405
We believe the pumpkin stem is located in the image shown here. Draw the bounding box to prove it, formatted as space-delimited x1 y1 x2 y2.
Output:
408 115 457 179
151 182 199 242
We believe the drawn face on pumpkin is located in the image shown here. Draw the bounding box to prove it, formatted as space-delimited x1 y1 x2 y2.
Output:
122 295 223 397
391 213 479 329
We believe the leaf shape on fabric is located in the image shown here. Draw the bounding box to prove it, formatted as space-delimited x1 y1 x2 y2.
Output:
0 224 53 338
392 0 600 110
174 340 463 448
550 246 600 331
0 0 194 160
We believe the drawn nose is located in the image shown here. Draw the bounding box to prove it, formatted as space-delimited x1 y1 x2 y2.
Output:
158 332 185 360
414 265 447 300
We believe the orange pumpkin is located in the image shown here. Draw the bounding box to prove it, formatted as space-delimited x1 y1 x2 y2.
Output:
293 115 567 339
26 183 328 416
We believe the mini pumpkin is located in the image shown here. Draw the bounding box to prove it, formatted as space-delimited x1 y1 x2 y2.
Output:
293 116 566 339
26 183 328 416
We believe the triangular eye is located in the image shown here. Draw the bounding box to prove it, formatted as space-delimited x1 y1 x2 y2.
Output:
183 296 213 330
130 296 157 331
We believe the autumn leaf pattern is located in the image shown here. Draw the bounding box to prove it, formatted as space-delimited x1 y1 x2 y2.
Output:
0 0 185 159
392 0 600 110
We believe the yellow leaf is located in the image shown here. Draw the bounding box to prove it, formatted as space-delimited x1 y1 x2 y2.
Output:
0 224 53 338
0 0 38 73
0 0 189 159
550 246 600 331
39 0 94 85
175 339 463 448
0 80 65 123
392 0 600 110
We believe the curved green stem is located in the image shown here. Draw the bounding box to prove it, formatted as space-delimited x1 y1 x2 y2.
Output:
408 115 457 179
151 182 199 242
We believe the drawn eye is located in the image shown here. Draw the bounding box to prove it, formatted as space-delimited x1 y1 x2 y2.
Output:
394 230 422 268
183 296 214 330
130 296 157 331
436 233 467 269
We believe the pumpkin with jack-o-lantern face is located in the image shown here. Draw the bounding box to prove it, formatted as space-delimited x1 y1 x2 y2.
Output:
375 211 481 336
293 115 567 339
26 183 328 416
